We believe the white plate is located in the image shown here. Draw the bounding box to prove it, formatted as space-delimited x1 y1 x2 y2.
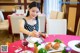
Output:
26 37 43 43
68 40 80 52
38 42 66 53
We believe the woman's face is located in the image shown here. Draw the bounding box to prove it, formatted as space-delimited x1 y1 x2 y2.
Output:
29 7 40 19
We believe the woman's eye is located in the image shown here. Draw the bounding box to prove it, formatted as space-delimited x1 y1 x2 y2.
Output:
32 10 39 13
36 11 39 13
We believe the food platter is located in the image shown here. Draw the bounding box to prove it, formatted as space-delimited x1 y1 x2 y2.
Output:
38 42 66 53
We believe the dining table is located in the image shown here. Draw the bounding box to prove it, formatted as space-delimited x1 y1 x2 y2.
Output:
8 34 80 53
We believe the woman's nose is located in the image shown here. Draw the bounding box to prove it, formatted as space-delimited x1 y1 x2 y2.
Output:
34 12 37 15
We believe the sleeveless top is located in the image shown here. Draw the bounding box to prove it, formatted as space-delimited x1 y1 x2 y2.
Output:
23 18 39 38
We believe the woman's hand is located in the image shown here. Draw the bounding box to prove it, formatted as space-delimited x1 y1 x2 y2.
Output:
29 30 39 37
39 32 46 38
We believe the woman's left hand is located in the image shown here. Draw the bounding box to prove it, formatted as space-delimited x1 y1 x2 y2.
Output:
39 32 46 38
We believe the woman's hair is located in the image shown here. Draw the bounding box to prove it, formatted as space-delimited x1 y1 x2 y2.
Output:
26 1 40 17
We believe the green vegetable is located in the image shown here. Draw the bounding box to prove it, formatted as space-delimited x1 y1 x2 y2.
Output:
38 48 47 53
34 42 41 47
54 39 62 43
62 48 67 53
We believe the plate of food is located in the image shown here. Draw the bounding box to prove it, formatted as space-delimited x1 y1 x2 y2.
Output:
38 39 66 53
68 40 80 52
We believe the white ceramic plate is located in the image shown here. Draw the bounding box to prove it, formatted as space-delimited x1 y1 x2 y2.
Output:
68 40 80 52
26 37 43 43
38 42 66 53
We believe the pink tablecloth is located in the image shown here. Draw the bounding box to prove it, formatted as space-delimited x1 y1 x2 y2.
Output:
44 34 80 46
8 35 80 53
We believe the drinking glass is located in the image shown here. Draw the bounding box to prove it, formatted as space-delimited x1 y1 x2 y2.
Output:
22 39 28 50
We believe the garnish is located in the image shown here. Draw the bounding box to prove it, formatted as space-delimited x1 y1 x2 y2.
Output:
34 42 41 47
54 39 62 43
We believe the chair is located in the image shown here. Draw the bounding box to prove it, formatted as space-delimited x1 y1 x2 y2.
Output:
68 7 77 32
50 11 58 19
16 9 24 14
57 12 64 19
38 14 46 32
0 11 9 31
10 15 25 42
50 11 64 19
15 9 27 16
47 19 67 35
76 18 80 36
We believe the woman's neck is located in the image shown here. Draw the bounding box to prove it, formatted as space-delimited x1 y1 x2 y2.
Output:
25 16 36 25
27 16 35 20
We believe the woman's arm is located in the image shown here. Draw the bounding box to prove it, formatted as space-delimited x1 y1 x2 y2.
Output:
19 19 30 35
19 19 38 37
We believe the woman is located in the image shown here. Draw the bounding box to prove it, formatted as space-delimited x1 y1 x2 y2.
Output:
19 1 43 39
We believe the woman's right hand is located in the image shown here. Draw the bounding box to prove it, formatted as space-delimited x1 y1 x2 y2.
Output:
29 30 39 37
